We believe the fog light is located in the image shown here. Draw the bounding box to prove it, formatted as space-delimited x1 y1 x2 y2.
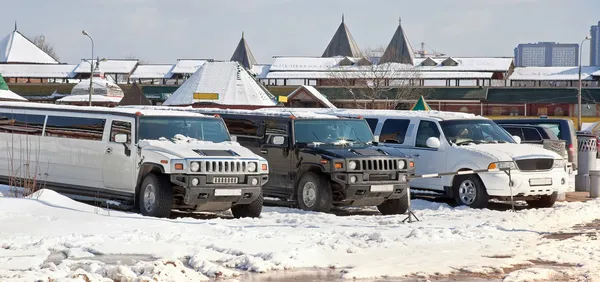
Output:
191 178 199 186
350 176 357 183
251 178 259 185
399 175 407 182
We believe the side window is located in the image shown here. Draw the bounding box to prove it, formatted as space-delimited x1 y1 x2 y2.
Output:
221 117 262 148
265 119 289 146
415 120 441 148
0 112 45 136
380 119 410 144
503 127 523 138
45 116 106 141
365 118 378 133
110 120 132 143
522 128 542 141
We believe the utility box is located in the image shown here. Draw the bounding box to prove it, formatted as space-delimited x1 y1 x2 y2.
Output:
576 134 597 192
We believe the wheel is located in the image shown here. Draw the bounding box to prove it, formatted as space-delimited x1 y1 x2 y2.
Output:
377 192 409 215
526 192 558 208
231 192 263 218
453 175 489 209
138 173 173 218
296 172 332 212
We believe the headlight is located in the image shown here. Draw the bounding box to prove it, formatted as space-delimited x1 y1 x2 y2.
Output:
488 161 517 170
190 161 200 172
553 159 566 168
248 162 257 172
398 160 405 169
348 161 357 170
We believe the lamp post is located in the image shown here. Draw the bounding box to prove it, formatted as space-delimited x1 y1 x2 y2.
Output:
82 30 94 106
578 36 591 130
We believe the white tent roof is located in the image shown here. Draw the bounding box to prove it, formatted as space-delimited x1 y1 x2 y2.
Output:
0 89 27 101
70 77 124 97
163 61 276 106
0 30 59 64
57 95 121 103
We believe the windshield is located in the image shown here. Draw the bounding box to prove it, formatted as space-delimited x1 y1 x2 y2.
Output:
293 119 374 145
139 116 230 142
440 119 515 145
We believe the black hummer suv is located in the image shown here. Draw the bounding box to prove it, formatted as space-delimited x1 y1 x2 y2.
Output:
190 108 414 215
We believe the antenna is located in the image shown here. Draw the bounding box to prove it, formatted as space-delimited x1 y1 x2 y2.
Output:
342 13 344 23
14 21 17 31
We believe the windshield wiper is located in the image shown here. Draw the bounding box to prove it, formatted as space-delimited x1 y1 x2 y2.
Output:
312 132 324 143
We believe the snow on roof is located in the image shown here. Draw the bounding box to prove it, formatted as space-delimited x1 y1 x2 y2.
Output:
288 85 337 108
266 71 493 79
70 78 124 97
163 61 276 106
129 64 175 79
170 59 211 74
0 64 76 78
509 66 600 81
73 59 138 74
251 64 271 79
56 95 122 103
0 89 27 101
0 101 208 117
258 107 481 120
121 105 336 119
413 57 514 72
0 30 59 64
269 57 343 71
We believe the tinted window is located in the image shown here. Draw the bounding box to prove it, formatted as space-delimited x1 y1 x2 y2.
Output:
45 116 106 141
365 118 378 132
265 119 289 146
503 127 522 137
415 121 441 148
223 117 261 137
294 119 373 144
110 120 132 143
537 123 561 139
0 112 45 136
442 120 515 145
522 128 542 141
138 116 230 142
380 119 410 144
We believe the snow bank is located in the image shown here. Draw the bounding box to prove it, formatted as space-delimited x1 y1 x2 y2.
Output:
0 189 599 281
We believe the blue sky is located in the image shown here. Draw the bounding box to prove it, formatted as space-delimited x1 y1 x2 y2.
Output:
2 0 599 64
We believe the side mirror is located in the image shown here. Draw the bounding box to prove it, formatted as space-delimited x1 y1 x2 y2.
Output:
230 135 237 142
114 133 128 143
512 135 522 144
272 136 285 145
373 135 380 142
426 137 441 149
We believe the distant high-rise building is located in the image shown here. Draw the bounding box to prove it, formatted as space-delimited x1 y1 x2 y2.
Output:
514 42 579 67
590 21 600 66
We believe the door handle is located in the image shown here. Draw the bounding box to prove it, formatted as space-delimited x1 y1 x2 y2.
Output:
260 150 267 154
106 147 113 154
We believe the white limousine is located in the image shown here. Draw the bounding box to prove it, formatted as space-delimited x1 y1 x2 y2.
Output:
0 102 269 218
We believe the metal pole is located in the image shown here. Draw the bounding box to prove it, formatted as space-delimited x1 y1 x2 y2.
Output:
578 36 590 130
82 30 94 107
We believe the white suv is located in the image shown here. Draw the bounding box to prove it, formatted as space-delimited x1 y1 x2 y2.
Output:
273 108 569 209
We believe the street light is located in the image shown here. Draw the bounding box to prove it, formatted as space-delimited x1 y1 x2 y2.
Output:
82 30 94 106
578 35 591 130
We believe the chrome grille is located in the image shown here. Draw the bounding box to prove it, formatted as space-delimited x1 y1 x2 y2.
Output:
212 177 239 184
515 159 553 171
197 160 254 174
357 159 398 171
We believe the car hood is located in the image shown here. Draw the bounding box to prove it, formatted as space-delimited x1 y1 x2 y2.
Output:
456 143 562 162
138 138 264 160
302 144 408 158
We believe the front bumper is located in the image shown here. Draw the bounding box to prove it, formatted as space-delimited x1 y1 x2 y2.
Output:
330 171 409 203
479 168 569 197
171 174 269 206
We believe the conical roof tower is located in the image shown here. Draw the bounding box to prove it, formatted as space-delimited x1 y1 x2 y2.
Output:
230 32 257 69
379 18 415 65
321 14 362 58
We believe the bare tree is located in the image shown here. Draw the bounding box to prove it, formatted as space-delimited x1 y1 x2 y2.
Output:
31 35 59 61
327 46 427 109
124 54 147 64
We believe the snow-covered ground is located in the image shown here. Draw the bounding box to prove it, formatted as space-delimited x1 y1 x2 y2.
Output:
1 187 600 282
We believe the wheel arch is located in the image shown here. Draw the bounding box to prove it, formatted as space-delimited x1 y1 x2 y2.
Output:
135 163 166 206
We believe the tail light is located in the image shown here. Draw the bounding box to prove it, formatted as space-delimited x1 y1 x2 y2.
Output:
568 144 574 153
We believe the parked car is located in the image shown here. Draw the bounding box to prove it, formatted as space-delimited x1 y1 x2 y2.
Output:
0 102 269 218
497 124 559 144
126 106 415 215
493 118 578 170
262 108 570 209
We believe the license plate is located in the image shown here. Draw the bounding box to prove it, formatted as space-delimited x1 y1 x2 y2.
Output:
529 178 552 186
214 189 242 196
370 184 394 192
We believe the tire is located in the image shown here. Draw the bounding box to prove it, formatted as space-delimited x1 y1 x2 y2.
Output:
452 175 489 209
377 192 409 215
138 173 173 218
526 192 558 208
231 192 263 218
296 172 332 213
